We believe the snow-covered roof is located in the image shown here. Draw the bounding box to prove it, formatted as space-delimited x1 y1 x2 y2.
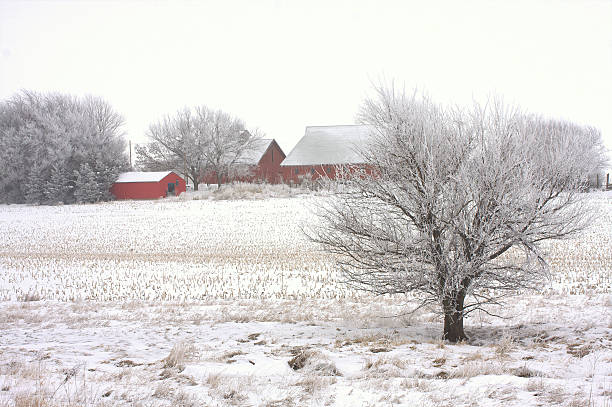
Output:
114 171 174 183
281 125 375 166
237 139 274 165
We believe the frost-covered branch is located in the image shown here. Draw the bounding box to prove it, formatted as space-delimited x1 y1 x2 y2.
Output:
309 85 608 342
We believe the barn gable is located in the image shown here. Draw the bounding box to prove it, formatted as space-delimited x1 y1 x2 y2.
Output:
237 139 275 165
202 138 286 185
250 139 286 183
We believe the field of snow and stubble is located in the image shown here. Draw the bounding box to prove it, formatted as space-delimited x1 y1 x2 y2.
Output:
0 190 611 407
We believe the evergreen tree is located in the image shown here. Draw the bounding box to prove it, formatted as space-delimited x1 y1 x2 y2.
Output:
74 163 99 203
0 91 129 204
44 164 70 204
24 168 46 204
93 159 120 202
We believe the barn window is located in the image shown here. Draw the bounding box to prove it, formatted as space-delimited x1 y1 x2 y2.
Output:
271 150 274 162
310 168 315 175
327 167 332 173
175 180 179 186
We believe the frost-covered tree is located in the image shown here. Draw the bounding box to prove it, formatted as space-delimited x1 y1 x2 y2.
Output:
199 110 259 188
0 90 128 204
44 165 71 204
136 110 202 189
74 163 99 203
92 159 120 202
137 106 259 189
310 86 608 342
23 167 46 205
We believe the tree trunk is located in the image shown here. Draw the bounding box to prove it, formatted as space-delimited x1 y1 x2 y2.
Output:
442 292 468 342
217 173 222 189
188 174 199 191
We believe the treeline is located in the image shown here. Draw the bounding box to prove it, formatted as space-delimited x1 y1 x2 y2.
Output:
0 91 128 204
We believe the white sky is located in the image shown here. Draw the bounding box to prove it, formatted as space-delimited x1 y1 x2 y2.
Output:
1 0 611 162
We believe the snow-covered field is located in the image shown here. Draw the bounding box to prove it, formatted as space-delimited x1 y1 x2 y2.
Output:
0 191 611 406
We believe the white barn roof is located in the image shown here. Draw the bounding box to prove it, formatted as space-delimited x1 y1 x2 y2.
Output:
281 125 375 166
114 171 174 183
237 139 274 165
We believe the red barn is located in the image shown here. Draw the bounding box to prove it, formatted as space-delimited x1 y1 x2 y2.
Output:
202 139 286 185
280 125 374 184
111 171 186 200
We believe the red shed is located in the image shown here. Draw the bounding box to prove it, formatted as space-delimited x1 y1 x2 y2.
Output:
280 125 374 184
202 139 286 185
111 171 186 200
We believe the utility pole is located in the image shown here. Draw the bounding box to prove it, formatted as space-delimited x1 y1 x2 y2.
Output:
184 151 187 189
129 140 132 168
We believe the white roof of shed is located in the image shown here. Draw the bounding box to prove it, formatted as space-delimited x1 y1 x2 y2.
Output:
114 171 174 183
281 125 375 166
237 139 274 165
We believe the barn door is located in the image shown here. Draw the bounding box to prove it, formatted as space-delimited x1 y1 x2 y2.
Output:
167 182 175 196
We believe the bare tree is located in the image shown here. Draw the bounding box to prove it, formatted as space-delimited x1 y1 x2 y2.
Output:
310 86 608 342
137 110 203 190
137 106 259 190
206 118 259 188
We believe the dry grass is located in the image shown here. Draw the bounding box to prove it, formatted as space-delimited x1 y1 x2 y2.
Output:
153 381 173 398
494 334 515 357
288 349 341 376
176 183 310 201
567 342 593 358
335 332 413 349
216 350 246 363
162 341 198 369
432 356 446 367
205 374 253 405
362 355 413 379
463 351 485 362
295 375 336 395
402 378 435 392
206 372 223 389
510 365 540 378
363 356 408 371
12 395 48 407
263 396 298 407
20 292 43 302
449 361 508 378
172 390 198 407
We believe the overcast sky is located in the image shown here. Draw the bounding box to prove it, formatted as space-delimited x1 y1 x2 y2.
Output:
1 0 611 161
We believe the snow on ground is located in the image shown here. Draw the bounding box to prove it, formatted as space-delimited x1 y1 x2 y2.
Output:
0 191 611 406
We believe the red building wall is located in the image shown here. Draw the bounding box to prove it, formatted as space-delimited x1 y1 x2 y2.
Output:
252 140 286 184
202 140 287 185
111 172 186 200
281 164 376 184
281 164 338 184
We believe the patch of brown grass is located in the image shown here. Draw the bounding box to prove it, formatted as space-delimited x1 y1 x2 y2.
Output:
13 394 48 407
494 335 515 357
295 375 336 395
567 343 592 358
162 341 197 368
288 349 341 376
